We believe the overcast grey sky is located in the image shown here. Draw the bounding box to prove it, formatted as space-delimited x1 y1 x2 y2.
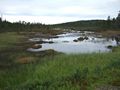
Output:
0 0 120 24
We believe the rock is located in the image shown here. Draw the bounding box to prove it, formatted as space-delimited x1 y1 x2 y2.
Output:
73 39 78 42
107 45 113 49
77 36 89 41
48 41 54 44
32 44 42 49
84 36 89 40
78 37 84 41
42 41 54 44
36 41 44 44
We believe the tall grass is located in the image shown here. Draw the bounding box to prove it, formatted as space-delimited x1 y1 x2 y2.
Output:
0 52 120 90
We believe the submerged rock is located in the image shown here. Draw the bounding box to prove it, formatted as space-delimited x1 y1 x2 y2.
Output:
63 41 69 43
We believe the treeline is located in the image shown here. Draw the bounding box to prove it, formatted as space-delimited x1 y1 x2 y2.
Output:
0 19 50 32
0 11 120 32
52 11 120 31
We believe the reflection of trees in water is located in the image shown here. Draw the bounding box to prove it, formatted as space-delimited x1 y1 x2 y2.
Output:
91 38 111 44
107 36 120 45
115 36 120 45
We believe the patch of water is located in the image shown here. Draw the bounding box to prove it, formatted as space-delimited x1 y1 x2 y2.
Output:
27 31 117 54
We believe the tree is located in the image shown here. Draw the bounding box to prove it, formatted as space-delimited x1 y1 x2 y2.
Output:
116 11 120 20
107 16 111 21
116 11 120 28
106 16 111 29
0 18 1 22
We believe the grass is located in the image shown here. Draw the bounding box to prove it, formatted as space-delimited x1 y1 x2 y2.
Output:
97 30 120 37
0 52 120 90
0 32 25 48
0 32 120 90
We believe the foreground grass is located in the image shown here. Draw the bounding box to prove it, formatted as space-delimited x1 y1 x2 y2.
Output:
0 52 120 90
0 32 120 90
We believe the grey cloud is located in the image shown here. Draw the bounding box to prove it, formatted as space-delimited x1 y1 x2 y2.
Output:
0 0 119 24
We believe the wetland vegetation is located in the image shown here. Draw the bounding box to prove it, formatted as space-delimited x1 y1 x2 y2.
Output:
0 12 120 90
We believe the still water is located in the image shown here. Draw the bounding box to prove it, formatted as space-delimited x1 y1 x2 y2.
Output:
28 31 117 54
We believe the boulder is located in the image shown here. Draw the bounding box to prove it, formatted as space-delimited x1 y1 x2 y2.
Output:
107 45 113 49
73 39 78 42
78 37 84 41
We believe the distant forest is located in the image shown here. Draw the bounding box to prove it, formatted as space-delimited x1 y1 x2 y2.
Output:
0 19 51 32
52 11 120 31
0 11 120 32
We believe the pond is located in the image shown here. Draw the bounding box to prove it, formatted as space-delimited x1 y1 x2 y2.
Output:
27 31 118 54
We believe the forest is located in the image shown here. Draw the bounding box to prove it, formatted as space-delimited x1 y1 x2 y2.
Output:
0 11 120 32
52 12 120 31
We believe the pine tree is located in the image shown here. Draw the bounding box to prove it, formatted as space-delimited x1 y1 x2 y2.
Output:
0 17 1 22
116 11 120 28
116 11 120 20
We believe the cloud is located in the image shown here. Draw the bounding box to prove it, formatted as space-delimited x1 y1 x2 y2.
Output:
4 15 82 24
0 0 120 24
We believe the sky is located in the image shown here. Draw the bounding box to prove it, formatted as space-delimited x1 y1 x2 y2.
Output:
0 0 120 24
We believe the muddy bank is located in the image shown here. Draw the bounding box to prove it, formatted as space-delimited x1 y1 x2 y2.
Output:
96 30 120 37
